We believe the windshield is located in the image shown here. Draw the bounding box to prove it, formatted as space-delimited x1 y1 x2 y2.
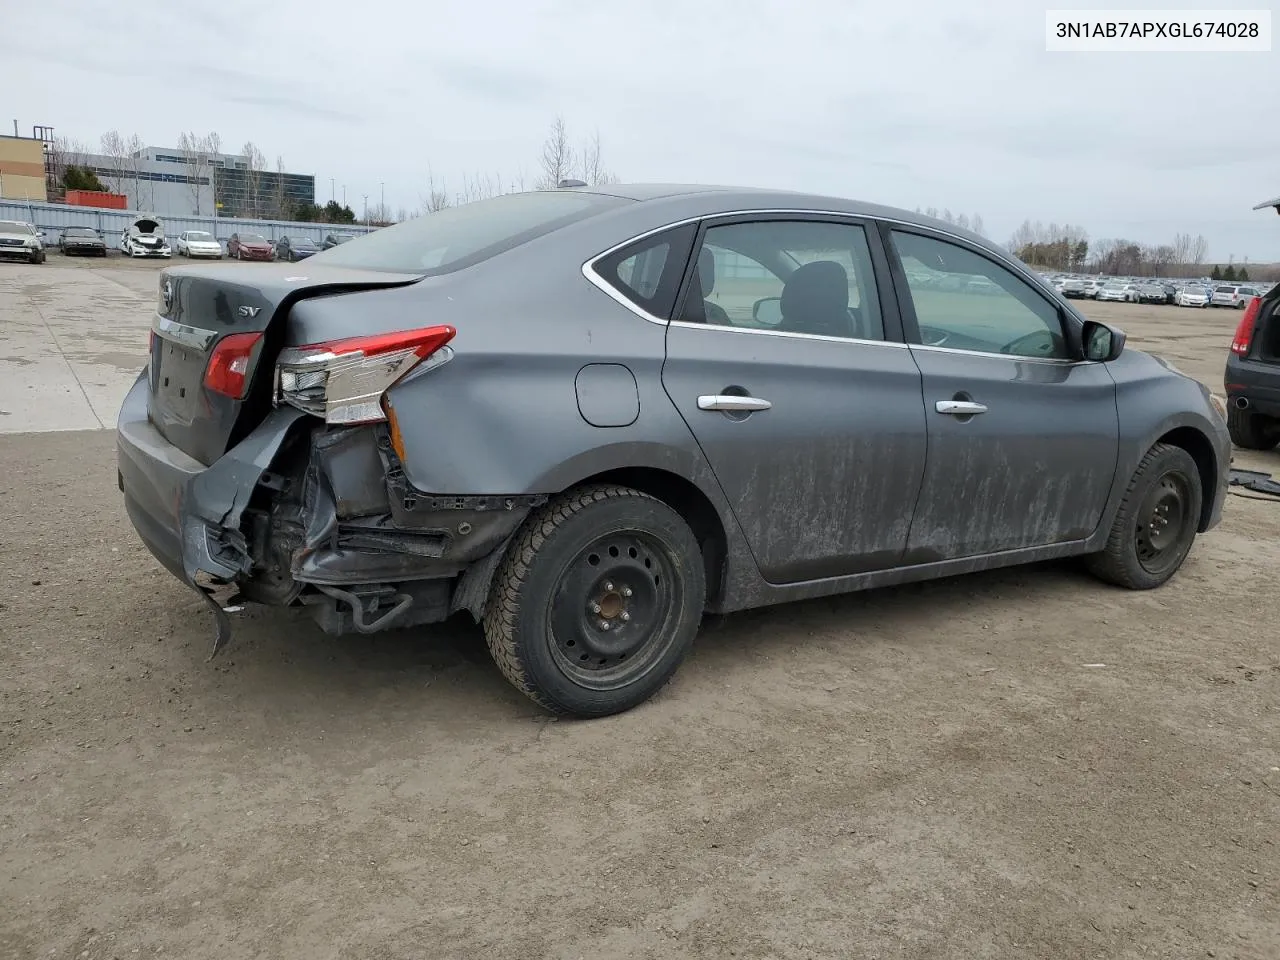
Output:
186 231 213 241
1103 281 1124 288
1215 286 1235 293
65 228 97 237
293 237 316 246
310 191 629 274
0 221 33 234
240 234 267 243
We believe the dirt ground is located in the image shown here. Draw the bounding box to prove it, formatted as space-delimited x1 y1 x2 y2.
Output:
2 258 1279 959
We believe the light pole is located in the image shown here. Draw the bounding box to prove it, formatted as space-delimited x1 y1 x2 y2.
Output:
330 178 334 203
363 195 368 225
380 181 384 220
342 185 346 208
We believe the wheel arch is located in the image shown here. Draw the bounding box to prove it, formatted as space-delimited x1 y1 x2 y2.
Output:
576 466 729 605
1156 425 1219 530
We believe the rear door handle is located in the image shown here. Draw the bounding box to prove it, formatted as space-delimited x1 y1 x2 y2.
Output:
698 395 773 412
935 399 988 416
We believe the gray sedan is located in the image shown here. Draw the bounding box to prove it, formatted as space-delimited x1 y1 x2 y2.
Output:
117 184 1230 717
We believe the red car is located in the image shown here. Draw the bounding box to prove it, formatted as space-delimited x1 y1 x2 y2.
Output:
227 232 273 261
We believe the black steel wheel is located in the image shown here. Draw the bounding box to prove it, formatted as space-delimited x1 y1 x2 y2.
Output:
1133 472 1192 578
484 485 706 717
547 530 679 689
1086 442 1203 589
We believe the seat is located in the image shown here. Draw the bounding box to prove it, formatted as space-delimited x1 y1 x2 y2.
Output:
681 248 731 325
779 260 851 337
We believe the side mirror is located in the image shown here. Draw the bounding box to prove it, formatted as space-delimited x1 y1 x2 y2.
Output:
752 296 783 326
1082 320 1125 362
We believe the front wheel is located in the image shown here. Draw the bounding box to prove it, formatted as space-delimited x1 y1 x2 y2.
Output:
1086 443 1202 590
483 485 706 717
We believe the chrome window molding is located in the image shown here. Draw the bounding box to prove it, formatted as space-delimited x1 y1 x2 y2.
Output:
581 208 1071 346
668 319 906 349
908 343 1092 366
151 314 218 351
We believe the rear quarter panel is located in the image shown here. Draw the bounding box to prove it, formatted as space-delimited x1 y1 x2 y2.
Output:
283 201 733 498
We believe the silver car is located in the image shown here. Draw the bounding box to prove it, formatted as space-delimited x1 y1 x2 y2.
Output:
0 219 46 264
1096 280 1139 303
1212 284 1262 309
117 185 1230 717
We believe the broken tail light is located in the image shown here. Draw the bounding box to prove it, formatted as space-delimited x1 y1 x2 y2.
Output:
1230 297 1261 356
205 332 264 399
275 325 457 424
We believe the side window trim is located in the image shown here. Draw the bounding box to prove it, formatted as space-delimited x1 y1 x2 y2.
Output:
878 221 1085 363
669 213 906 345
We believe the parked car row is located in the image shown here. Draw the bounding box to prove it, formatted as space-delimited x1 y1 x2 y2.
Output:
1043 272 1274 309
0 216 363 266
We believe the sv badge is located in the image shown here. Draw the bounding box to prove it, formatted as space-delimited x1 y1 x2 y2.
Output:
237 305 261 318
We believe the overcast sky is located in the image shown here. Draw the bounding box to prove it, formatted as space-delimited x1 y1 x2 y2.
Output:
11 0 1280 261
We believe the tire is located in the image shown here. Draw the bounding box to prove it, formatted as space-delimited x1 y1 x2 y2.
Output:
483 484 707 718
1086 443 1202 590
1227 405 1280 450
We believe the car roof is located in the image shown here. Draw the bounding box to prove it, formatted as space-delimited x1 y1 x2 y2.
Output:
569 182 987 239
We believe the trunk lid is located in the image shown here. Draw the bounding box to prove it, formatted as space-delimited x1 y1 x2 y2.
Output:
149 262 420 465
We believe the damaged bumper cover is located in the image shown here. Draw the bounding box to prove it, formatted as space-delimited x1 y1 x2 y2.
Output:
117 373 305 655
117 373 542 654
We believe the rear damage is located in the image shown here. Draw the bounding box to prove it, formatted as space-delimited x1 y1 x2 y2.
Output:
117 262 541 655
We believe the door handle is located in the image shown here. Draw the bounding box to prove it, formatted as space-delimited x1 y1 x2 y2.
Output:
935 399 988 416
698 394 773 412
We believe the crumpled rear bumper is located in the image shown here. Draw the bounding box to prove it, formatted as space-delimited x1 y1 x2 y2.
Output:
117 373 305 649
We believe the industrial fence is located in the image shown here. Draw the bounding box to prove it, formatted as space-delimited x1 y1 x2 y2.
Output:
0 198 377 246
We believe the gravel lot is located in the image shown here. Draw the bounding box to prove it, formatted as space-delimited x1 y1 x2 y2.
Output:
2 255 1278 959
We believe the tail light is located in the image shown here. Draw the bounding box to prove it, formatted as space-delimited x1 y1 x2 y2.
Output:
1230 297 1261 356
205 332 264 399
275 324 456 424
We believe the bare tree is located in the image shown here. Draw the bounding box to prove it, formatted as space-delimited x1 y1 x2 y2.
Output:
1189 234 1208 268
420 167 451 213
177 131 222 215
970 214 985 237
48 136 92 192
273 155 287 219
99 130 130 195
579 129 617 185
122 133 149 210
367 202 393 225
537 116 576 189
241 141 267 218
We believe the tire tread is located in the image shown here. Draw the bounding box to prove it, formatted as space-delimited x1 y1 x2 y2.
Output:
482 484 663 715
1086 442 1200 589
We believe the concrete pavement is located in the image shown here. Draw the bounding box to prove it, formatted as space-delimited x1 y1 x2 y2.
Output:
0 261 152 433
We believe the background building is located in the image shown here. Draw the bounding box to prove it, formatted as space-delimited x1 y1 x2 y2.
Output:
75 145 315 219
0 134 49 202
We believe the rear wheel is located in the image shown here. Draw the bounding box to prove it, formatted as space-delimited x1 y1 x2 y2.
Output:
483 485 706 718
1227 405 1280 450
1086 443 1202 590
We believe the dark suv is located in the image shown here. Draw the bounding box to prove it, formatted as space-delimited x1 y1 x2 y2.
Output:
1224 287 1280 449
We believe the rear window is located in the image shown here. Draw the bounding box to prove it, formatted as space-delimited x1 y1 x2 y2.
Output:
310 191 629 275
